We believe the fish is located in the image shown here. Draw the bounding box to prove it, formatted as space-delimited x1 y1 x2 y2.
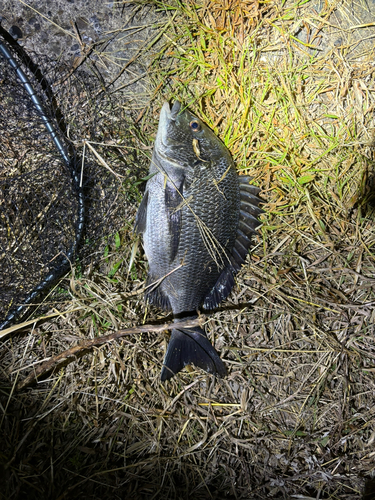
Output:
135 100 263 381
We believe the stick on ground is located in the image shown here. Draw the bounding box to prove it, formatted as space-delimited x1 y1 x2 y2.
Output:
16 316 204 390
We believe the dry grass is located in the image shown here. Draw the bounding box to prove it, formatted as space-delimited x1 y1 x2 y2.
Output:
1 0 375 499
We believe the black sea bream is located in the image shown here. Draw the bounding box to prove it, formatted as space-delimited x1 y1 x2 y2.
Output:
135 101 263 381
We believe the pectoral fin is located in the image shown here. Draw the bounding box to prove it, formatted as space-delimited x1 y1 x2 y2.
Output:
165 179 184 261
134 190 149 234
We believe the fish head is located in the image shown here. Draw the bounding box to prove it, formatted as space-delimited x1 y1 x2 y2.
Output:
154 100 231 168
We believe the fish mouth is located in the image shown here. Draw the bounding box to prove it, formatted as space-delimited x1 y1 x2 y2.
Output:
170 100 181 119
156 100 182 150
160 100 181 122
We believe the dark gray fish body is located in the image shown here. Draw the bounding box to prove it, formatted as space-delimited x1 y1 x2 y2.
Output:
135 101 263 381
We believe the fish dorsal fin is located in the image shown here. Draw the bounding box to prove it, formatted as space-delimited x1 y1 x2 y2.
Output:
203 177 264 310
165 178 184 262
134 190 149 234
231 176 263 268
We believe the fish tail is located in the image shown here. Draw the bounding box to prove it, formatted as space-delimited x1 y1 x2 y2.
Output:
160 327 227 382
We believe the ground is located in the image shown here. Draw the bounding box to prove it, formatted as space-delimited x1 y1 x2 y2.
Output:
1 1 375 499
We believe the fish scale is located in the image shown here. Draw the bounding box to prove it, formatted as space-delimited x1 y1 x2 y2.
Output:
159 160 236 312
135 100 263 381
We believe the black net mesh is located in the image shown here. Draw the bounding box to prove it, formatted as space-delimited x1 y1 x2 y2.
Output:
0 32 146 329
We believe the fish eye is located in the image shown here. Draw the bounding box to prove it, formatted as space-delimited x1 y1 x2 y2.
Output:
190 120 201 132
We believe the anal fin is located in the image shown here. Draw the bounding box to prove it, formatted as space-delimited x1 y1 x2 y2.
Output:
145 273 172 311
203 265 235 310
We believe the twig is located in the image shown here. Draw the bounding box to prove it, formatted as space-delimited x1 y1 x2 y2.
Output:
16 316 204 390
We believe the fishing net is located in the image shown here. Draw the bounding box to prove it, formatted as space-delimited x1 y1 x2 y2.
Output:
0 28 144 330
